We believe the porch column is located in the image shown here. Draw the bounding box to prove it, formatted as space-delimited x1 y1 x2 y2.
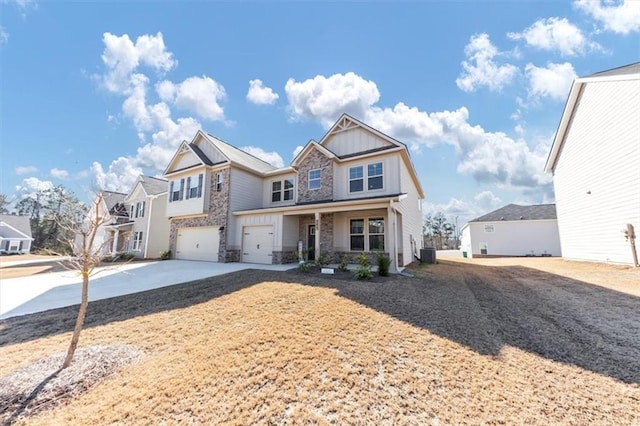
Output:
112 229 120 253
388 204 398 273
315 211 321 259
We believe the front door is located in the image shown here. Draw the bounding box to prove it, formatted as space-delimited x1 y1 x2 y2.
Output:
308 224 316 261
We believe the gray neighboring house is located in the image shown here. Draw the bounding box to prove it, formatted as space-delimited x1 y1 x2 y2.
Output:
460 204 561 258
0 214 34 254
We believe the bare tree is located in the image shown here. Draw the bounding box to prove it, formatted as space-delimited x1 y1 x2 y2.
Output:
58 192 112 369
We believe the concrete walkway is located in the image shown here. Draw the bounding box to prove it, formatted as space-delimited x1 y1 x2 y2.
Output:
0 260 294 319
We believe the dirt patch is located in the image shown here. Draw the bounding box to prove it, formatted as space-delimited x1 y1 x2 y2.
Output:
0 260 638 424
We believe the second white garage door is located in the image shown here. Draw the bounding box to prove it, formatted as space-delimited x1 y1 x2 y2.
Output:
175 227 219 262
242 225 274 264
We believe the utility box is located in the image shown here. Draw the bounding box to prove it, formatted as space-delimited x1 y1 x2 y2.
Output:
421 247 436 264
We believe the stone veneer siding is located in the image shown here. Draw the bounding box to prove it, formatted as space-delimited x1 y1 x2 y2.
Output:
319 213 334 260
297 149 333 203
169 168 232 262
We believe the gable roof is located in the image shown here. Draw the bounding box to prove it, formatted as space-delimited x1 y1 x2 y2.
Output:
0 214 32 238
471 204 557 222
545 62 640 173
101 191 128 216
202 133 277 174
125 175 168 201
319 113 406 149
291 140 336 167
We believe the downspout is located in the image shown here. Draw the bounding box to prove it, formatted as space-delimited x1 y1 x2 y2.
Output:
389 200 399 273
143 196 155 259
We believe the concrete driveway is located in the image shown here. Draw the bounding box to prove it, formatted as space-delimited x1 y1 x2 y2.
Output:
0 260 294 319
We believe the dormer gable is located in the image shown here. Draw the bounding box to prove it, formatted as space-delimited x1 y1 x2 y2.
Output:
319 114 404 158
291 140 335 168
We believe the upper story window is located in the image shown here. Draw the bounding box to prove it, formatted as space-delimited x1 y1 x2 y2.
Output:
216 173 223 192
169 173 203 202
186 174 203 199
272 179 294 202
135 201 145 218
308 169 321 190
349 162 383 193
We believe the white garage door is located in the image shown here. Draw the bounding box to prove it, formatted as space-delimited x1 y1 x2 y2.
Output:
242 225 274 264
176 227 219 262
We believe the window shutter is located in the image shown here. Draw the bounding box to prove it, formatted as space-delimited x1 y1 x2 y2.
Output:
169 181 174 202
179 179 185 200
141 201 145 217
198 173 203 197
186 177 191 200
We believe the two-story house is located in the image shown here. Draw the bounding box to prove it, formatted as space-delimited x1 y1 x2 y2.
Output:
163 114 425 271
87 190 129 256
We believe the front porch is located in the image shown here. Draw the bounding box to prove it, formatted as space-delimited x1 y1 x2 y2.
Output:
103 222 133 255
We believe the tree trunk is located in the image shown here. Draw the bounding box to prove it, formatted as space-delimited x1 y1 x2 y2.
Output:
62 271 89 368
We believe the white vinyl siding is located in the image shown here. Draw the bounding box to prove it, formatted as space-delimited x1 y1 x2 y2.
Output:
335 155 400 200
553 79 640 264
395 158 425 265
462 221 561 258
145 193 171 259
166 169 208 218
228 168 268 252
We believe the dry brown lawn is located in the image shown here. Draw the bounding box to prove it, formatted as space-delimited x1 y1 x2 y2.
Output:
1 259 639 425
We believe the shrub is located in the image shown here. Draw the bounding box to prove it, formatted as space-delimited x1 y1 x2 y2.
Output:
357 254 369 267
376 252 391 277
352 264 373 280
160 250 171 260
120 252 136 261
315 252 331 267
298 262 311 273
337 255 349 272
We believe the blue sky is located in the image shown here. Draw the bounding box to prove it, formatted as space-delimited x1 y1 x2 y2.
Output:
1 0 639 224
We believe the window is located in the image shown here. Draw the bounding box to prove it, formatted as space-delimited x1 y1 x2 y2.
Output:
169 179 184 202
349 166 363 192
216 173 223 192
186 174 203 199
135 201 145 218
484 224 495 233
350 219 365 251
349 162 383 193
368 162 383 190
349 217 385 251
271 181 282 202
368 218 385 250
129 205 134 219
132 231 143 251
272 179 295 202
308 169 321 190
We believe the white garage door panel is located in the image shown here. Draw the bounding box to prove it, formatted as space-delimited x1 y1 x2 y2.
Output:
176 227 219 262
242 226 274 264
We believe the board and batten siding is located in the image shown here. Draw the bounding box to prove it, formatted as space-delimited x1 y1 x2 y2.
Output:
333 154 401 200
465 220 561 257
195 136 227 164
173 150 201 171
553 79 640 264
323 127 394 157
227 168 274 251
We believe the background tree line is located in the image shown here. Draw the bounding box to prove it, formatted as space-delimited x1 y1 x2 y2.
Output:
1 185 86 254
423 212 460 250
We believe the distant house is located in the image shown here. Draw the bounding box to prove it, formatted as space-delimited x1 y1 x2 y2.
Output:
86 190 130 256
0 214 33 254
460 204 561 258
163 114 425 271
545 62 640 265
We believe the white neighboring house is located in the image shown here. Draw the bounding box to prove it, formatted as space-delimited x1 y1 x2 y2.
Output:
85 190 129 256
545 62 640 265
122 175 170 259
460 204 561 258
0 214 33 254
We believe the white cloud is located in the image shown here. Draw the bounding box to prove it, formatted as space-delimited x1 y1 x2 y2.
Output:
0 26 8 45
156 76 226 121
423 191 504 225
575 0 640 34
247 79 280 105
507 17 600 56
100 32 176 95
14 165 38 175
240 146 285 168
91 159 142 193
456 33 518 92
285 71 552 192
525 62 578 101
285 72 380 127
292 145 304 159
15 177 54 199
50 168 69 179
